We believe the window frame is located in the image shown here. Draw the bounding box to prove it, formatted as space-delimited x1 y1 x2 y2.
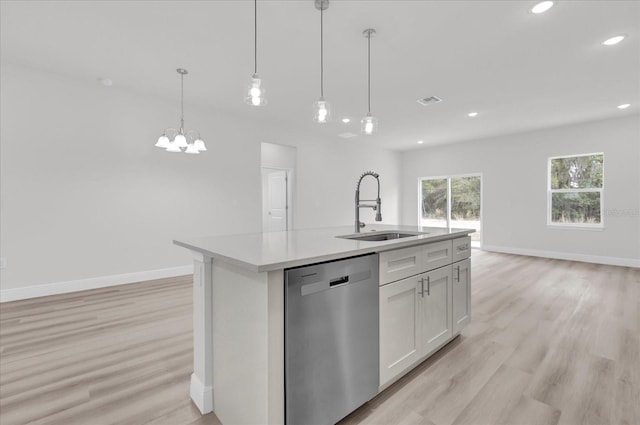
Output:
547 152 604 229
417 173 483 247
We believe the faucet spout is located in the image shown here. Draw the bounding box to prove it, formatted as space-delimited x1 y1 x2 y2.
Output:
354 171 382 233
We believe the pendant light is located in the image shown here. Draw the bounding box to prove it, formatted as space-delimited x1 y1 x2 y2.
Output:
313 0 330 123
361 28 378 135
246 0 266 106
156 69 206 154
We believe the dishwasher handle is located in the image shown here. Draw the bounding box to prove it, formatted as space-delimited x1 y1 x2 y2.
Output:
330 276 350 286
299 269 372 296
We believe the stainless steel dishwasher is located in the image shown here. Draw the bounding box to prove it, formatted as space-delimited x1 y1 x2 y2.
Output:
285 253 379 425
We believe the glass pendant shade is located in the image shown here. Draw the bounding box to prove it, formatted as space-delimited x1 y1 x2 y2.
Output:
361 113 378 135
174 133 188 148
313 98 330 123
166 142 182 153
246 74 266 106
194 139 207 152
155 135 170 148
184 144 200 154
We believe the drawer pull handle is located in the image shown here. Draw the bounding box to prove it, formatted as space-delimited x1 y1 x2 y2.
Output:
457 244 468 252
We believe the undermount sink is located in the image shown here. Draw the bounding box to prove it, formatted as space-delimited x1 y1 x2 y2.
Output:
337 231 428 242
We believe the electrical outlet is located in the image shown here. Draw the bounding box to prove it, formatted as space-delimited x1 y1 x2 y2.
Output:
0 257 6 269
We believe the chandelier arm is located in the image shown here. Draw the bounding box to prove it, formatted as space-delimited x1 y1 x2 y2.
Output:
163 127 179 139
186 130 202 142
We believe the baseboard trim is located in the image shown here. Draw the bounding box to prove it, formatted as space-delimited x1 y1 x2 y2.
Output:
0 265 193 303
190 373 214 414
482 245 640 268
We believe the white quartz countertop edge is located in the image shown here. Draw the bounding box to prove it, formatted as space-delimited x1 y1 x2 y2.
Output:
174 225 475 273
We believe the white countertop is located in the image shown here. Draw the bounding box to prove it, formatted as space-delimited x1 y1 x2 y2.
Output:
174 224 474 273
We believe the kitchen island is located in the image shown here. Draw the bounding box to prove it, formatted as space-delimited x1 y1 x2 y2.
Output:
174 225 474 425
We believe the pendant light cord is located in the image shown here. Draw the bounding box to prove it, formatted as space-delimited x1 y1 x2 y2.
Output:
367 32 371 114
320 4 324 98
180 72 185 131
254 0 258 74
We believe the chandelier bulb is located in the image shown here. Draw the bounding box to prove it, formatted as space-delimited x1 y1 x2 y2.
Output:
155 134 170 148
194 139 207 152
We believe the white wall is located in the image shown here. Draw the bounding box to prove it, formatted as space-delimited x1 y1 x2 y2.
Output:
400 115 640 266
0 63 401 293
295 142 400 230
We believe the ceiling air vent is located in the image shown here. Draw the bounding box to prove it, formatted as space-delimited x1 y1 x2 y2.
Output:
416 96 443 106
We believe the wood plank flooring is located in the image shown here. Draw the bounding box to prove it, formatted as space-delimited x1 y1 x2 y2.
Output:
1 251 638 425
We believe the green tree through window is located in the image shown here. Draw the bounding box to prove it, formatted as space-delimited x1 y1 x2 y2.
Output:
549 153 603 225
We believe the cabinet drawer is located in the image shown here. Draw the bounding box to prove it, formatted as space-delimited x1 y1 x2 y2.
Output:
422 240 453 272
379 245 423 285
452 236 471 263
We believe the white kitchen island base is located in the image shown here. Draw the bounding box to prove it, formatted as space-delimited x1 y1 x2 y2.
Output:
189 252 284 425
175 225 473 425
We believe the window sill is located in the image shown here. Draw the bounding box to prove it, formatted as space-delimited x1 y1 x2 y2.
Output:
547 225 604 231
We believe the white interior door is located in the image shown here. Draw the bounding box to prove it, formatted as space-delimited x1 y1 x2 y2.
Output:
265 169 288 232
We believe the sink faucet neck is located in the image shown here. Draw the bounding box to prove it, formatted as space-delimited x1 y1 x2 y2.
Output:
355 171 382 233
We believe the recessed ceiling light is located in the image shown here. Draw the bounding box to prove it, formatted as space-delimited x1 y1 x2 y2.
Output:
530 1 555 14
417 140 424 144
342 118 351 123
338 132 357 139
99 78 113 87
602 35 626 46
468 112 479 117
617 103 631 109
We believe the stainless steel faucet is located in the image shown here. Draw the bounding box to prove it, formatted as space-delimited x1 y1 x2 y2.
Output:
355 171 382 232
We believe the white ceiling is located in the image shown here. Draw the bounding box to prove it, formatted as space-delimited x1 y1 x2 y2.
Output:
2 0 639 151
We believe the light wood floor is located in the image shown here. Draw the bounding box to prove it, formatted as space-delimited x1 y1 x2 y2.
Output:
1 251 638 425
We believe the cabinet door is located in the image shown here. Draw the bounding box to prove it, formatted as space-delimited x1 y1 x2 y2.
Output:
422 240 453 272
379 245 424 285
453 258 471 334
379 276 421 386
420 266 453 356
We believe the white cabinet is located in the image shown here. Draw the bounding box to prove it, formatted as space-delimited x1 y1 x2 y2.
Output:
379 275 421 385
379 265 454 386
420 266 453 357
379 236 471 388
452 258 471 334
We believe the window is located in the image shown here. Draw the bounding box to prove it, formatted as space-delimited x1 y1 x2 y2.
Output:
419 174 482 247
548 153 604 227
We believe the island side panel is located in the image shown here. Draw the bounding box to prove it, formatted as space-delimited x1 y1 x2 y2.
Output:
211 259 274 425
268 269 285 425
190 253 214 414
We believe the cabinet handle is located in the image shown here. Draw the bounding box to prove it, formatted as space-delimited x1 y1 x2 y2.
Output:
457 244 468 251
419 278 424 298
455 265 460 282
426 276 430 296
